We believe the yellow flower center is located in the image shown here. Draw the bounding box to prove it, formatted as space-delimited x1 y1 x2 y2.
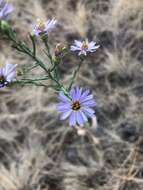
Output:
72 101 81 110
81 41 88 50
36 18 45 31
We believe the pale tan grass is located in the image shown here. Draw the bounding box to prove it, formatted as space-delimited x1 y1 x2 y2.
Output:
0 0 143 190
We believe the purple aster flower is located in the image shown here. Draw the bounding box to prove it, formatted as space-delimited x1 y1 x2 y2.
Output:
57 87 96 127
0 63 17 88
33 18 57 37
0 0 13 19
70 39 100 56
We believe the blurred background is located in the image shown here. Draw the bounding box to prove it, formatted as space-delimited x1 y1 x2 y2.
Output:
0 0 143 189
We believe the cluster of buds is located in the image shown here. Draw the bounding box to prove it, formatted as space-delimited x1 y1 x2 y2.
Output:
54 43 67 59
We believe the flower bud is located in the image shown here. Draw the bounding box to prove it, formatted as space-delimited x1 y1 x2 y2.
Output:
16 69 23 76
54 43 67 57
0 20 10 33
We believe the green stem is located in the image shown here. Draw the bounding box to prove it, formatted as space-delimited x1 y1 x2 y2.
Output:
43 39 53 65
29 34 36 56
8 33 49 73
20 76 50 82
68 58 84 91
48 72 61 87
15 80 49 87
23 63 39 73
4 29 70 96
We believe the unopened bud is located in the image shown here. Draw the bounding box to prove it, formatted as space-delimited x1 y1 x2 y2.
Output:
0 20 10 32
17 69 23 76
54 43 67 57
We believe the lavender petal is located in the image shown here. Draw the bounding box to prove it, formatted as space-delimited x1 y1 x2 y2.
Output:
82 107 95 118
69 111 76 126
60 110 72 120
59 92 71 102
81 100 96 107
76 111 84 126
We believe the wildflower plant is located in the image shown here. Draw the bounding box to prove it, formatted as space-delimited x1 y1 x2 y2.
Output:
0 3 100 127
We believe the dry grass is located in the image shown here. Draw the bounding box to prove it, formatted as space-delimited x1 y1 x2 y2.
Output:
0 0 143 189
